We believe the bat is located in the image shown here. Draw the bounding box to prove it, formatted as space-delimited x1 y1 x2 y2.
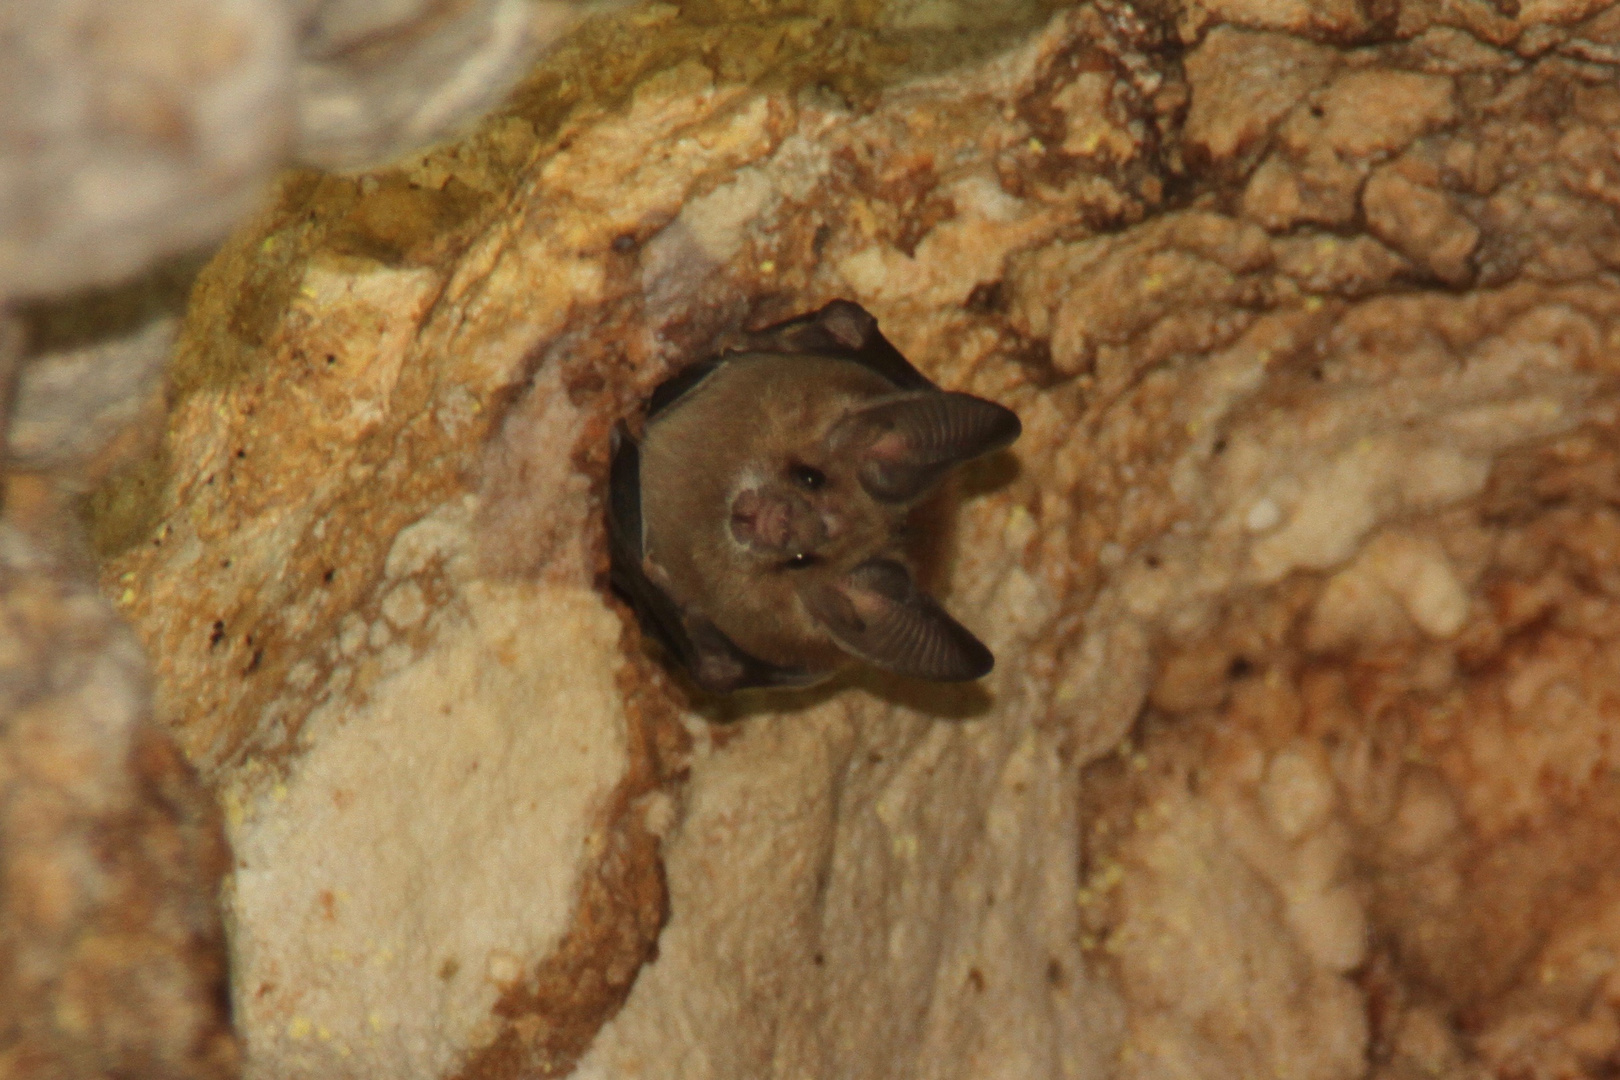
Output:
608 300 1020 694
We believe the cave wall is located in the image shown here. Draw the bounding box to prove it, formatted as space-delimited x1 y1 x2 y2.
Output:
8 0 1620 1078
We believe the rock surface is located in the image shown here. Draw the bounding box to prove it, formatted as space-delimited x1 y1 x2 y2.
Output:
0 3 608 1077
0 0 599 299
0 0 294 299
82 1 1620 1079
0 515 237 1080
293 0 606 170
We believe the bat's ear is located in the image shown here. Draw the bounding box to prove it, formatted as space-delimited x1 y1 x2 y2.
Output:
803 558 993 682
831 391 1021 503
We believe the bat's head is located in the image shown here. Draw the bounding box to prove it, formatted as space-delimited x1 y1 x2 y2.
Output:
718 386 1020 684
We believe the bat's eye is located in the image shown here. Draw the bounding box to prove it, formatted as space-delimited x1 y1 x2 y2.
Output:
790 463 827 490
784 552 820 570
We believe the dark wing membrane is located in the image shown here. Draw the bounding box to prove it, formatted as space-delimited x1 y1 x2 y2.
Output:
683 617 823 695
607 426 691 663
740 299 937 392
646 358 724 420
607 426 818 693
607 424 644 561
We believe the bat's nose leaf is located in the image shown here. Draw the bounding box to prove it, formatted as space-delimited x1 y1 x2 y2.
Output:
804 558 994 682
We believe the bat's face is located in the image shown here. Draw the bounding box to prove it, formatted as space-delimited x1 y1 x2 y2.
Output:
708 356 910 582
609 301 1020 695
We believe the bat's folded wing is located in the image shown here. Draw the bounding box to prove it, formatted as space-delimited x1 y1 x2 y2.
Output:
737 299 936 393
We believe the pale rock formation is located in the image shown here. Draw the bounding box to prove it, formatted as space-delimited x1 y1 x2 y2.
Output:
0 2 601 1078
292 0 610 170
6 1 1617 1079
0 0 598 298
0 0 295 299
0 518 237 1080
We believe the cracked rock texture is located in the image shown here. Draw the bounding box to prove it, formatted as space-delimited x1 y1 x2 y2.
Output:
82 0 1620 1078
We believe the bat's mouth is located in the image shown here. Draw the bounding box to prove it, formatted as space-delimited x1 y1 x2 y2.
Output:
729 486 825 555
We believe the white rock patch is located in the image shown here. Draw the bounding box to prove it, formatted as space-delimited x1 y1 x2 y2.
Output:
228 584 628 1080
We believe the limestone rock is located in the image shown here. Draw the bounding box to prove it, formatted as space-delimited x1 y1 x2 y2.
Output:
0 0 595 299
0 522 236 1080
7 317 176 477
0 0 296 299
0 5 602 1080
85 1 1620 1079
292 0 604 170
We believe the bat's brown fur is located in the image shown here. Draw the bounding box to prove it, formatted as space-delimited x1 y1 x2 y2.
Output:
614 300 1019 693
639 354 900 672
